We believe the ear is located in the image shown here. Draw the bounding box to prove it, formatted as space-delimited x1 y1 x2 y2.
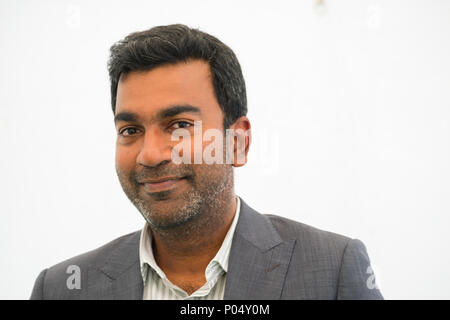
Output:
227 116 251 167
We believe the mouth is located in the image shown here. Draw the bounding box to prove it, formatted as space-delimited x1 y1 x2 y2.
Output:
139 177 187 193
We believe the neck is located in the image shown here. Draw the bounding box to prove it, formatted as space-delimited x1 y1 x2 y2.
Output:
151 191 238 276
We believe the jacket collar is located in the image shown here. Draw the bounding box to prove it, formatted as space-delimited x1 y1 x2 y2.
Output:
97 231 143 300
224 198 296 299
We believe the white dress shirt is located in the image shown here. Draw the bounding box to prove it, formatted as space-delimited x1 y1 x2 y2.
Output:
139 196 241 300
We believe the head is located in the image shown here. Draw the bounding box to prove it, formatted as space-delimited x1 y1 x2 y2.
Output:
108 24 251 233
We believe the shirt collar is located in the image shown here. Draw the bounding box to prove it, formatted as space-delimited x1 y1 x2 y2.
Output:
139 196 241 284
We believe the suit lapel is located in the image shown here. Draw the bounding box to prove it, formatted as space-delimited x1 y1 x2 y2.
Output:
109 260 143 300
96 231 144 300
224 198 296 299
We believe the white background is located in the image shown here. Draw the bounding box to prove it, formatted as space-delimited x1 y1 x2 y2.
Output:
1 0 449 299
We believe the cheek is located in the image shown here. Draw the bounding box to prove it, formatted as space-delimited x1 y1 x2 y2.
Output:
115 146 137 173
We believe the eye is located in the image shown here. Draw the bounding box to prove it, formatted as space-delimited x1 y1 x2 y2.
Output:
119 127 140 137
171 121 193 129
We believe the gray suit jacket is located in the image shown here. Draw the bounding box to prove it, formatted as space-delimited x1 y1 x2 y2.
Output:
30 198 383 299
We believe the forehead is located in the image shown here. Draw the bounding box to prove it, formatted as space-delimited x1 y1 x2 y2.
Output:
115 59 221 120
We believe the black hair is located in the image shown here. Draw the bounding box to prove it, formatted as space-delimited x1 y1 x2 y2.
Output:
107 24 247 129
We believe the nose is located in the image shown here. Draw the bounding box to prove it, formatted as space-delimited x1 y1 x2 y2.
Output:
136 126 172 167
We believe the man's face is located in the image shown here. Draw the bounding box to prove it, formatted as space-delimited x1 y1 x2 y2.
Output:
114 60 233 230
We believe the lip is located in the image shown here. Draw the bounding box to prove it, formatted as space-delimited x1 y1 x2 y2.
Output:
140 177 186 193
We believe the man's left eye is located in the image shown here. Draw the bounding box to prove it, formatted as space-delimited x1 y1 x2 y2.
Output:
172 121 192 129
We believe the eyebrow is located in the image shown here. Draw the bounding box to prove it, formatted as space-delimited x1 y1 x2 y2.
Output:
114 105 201 125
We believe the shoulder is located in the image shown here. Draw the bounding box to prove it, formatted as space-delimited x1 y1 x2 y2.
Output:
262 213 353 280
262 213 382 299
264 213 352 252
49 230 140 273
237 198 353 260
30 230 141 299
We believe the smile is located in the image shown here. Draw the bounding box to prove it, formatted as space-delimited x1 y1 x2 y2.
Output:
140 177 186 193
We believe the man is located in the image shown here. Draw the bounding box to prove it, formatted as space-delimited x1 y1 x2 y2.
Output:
30 24 383 300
